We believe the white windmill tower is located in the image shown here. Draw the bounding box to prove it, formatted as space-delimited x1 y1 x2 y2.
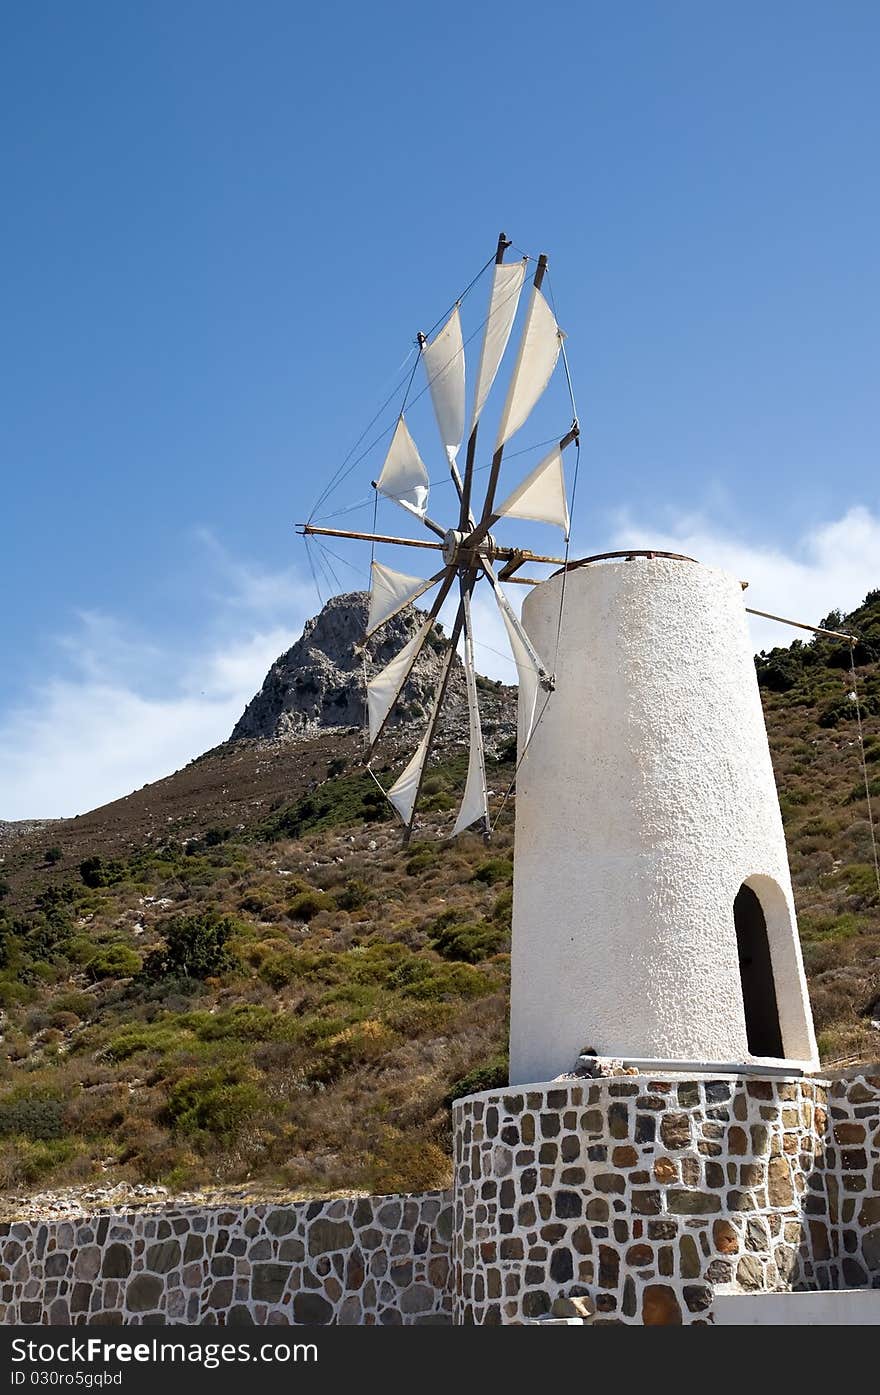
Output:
302 231 827 1084
507 553 821 1084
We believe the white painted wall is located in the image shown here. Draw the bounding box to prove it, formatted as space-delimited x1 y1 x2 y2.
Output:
508 557 818 1086
713 1291 880 1325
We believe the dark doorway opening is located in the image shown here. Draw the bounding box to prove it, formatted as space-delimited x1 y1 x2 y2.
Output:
734 884 784 1058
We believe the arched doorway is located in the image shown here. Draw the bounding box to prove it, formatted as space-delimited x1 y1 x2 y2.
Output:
734 884 784 1058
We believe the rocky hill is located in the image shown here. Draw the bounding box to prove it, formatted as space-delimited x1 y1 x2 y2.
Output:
231 590 466 741
0 588 876 1205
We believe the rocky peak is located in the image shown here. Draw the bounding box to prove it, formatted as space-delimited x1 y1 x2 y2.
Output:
230 591 466 742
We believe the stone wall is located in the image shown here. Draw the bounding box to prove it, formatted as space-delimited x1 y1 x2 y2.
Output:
1 1068 877 1326
0 1190 453 1325
453 1070 880 1324
809 1070 880 1288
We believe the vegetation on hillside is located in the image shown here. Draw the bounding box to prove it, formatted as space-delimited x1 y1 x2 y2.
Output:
0 751 515 1197
0 590 877 1198
755 590 880 1059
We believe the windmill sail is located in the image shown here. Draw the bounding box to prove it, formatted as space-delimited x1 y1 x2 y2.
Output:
471 259 527 426
452 591 489 836
367 561 442 636
498 605 543 754
423 306 465 465
495 444 570 535
386 726 433 825
366 620 433 744
484 566 548 754
385 640 457 824
375 417 430 517
495 286 561 449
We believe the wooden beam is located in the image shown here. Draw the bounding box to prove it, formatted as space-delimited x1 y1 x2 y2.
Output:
745 607 856 643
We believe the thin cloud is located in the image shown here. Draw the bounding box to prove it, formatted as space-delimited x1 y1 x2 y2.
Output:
608 505 880 651
0 538 311 820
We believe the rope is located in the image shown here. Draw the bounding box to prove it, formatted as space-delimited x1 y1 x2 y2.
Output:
849 645 880 899
315 539 370 584
303 535 325 608
314 542 343 594
308 352 417 521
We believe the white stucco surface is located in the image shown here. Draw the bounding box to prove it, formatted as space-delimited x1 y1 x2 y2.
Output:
508 557 818 1085
712 1291 880 1325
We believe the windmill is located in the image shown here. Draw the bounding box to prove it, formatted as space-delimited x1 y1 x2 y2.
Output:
300 233 579 841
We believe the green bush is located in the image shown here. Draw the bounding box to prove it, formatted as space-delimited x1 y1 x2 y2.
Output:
47 991 96 1020
44 847 63 866
492 888 513 927
140 912 237 981
87 943 142 980
405 849 436 876
432 918 506 963
799 911 867 941
0 1091 65 1140
443 1057 509 1106
389 956 489 1000
103 1021 190 1061
238 889 274 915
79 856 125 889
184 1004 286 1043
287 889 333 923
259 948 338 988
334 879 369 911
164 1070 262 1138
472 857 513 885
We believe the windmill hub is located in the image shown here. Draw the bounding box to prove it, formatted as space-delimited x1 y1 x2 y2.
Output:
442 528 498 571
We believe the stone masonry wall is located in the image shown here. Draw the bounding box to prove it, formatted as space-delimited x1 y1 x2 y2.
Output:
0 1068 877 1326
453 1070 880 1324
0 1190 454 1326
810 1070 880 1288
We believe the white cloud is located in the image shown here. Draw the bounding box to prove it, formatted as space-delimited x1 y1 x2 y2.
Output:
606 505 880 652
0 537 312 821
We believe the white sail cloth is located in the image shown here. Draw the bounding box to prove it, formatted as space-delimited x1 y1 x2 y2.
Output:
495 286 561 449
495 444 570 535
386 727 432 825
366 561 439 636
499 605 542 754
452 592 489 835
375 417 429 517
423 306 465 465
385 644 455 824
366 619 432 744
471 259 527 426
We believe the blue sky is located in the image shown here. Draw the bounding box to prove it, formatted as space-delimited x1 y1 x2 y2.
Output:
2 1 879 818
